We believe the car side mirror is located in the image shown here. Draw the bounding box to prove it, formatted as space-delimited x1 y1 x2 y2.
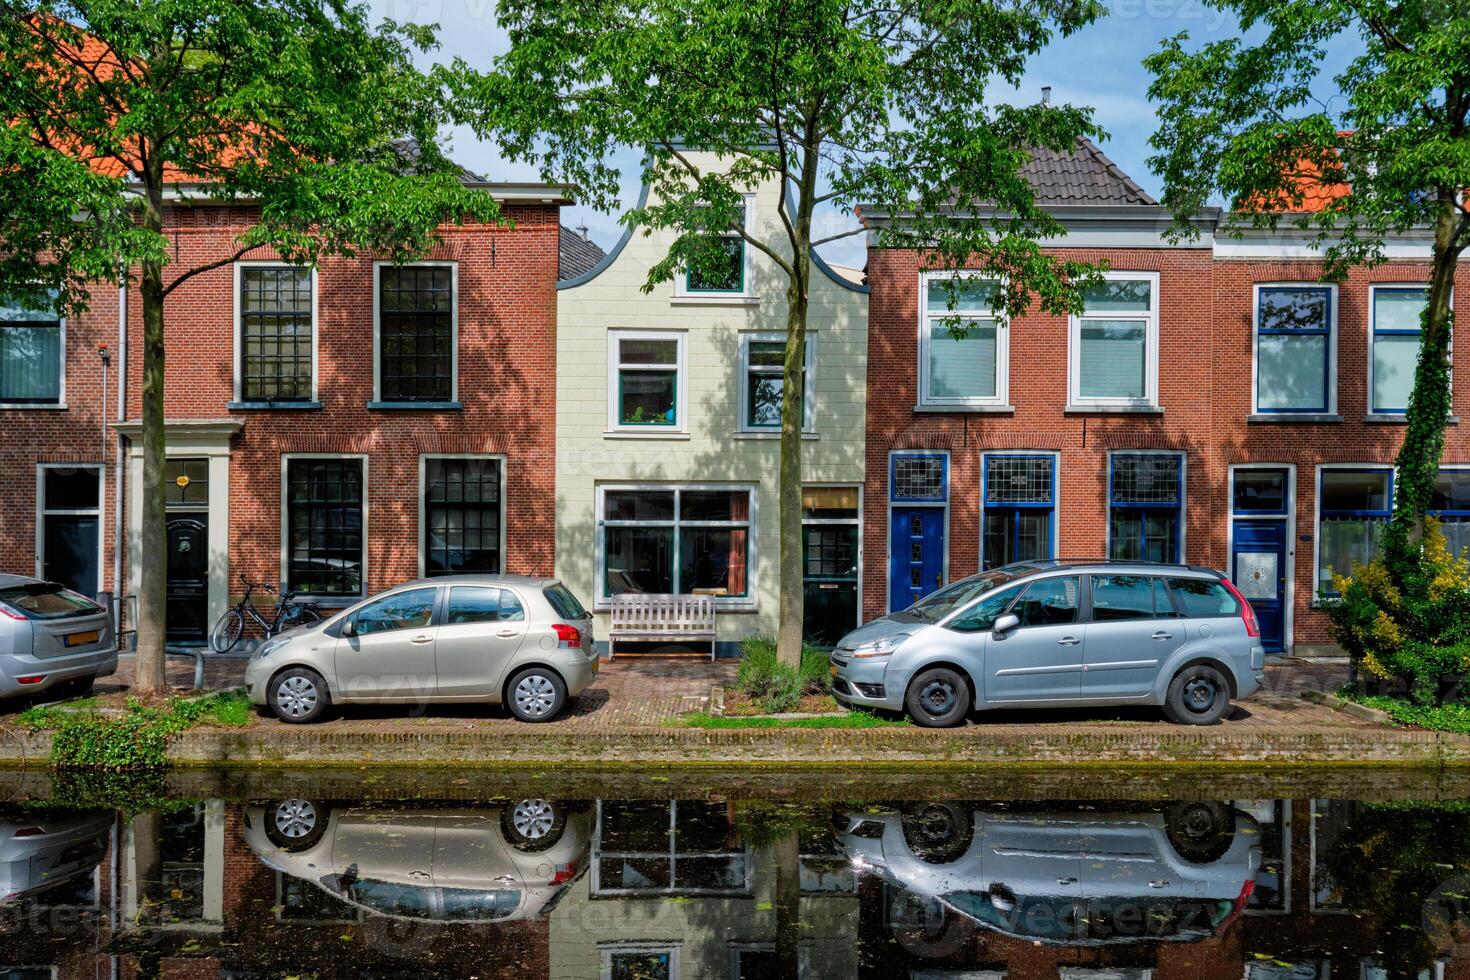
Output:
340 618 356 638
992 613 1019 636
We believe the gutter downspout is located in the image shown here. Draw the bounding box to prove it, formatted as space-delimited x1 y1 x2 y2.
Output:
112 271 126 639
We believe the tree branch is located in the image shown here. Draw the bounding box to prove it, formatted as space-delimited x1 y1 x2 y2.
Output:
658 140 796 277
161 241 266 296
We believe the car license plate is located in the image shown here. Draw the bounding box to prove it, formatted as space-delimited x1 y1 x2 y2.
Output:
64 630 99 648
830 664 839 677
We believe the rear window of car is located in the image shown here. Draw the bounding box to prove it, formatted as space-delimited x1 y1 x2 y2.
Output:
543 584 588 620
0 584 101 621
1166 577 1240 618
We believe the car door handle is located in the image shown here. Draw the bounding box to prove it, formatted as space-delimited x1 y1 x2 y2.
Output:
409 870 430 880
1056 877 1077 886
1151 631 1174 640
410 634 434 644
496 629 520 638
1057 636 1081 646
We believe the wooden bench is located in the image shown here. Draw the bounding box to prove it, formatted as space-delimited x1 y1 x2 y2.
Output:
608 593 718 660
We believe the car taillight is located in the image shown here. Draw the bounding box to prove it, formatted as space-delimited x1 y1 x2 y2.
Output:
0 605 25 622
15 676 44 685
550 862 578 885
11 828 44 838
552 624 581 648
1221 578 1261 638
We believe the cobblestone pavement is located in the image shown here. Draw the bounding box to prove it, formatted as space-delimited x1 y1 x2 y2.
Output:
76 653 1362 734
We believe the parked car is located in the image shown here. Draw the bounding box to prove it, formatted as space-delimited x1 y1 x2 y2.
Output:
0 808 111 904
242 799 592 923
243 575 598 724
0 575 118 701
831 560 1265 727
835 801 1260 947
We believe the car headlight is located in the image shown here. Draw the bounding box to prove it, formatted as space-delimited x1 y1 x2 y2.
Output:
847 633 912 659
252 635 291 661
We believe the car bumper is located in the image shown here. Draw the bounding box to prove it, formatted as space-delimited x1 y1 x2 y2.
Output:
243 659 271 705
830 655 905 711
1238 667 1265 700
560 655 599 698
0 647 118 698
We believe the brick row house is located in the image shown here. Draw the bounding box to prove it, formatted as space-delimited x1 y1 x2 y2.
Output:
861 139 1470 656
1 139 1465 656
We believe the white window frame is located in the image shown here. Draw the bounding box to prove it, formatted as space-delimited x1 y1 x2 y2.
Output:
673 194 756 302
34 463 104 594
280 453 369 602
739 331 816 433
593 483 758 611
607 329 688 435
1067 270 1160 410
1312 463 1394 601
1252 282 1339 417
599 944 681 980
372 261 458 404
1367 283 1450 417
417 453 508 579
0 291 66 410
233 261 318 404
917 270 1010 409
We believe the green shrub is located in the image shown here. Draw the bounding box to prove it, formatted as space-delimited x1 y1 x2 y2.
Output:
1325 518 1470 705
735 634 832 713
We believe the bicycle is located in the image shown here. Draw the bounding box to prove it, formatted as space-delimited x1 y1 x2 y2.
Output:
210 577 323 653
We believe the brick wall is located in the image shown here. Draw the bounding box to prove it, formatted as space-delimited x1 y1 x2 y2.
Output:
863 244 1470 652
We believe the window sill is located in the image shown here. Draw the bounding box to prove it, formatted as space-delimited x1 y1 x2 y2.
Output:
228 400 323 411
913 404 1015 414
595 599 758 613
602 430 692 440
670 295 759 307
1363 413 1459 424
732 430 818 440
1064 404 1163 415
1247 413 1343 423
0 403 67 410
367 400 462 411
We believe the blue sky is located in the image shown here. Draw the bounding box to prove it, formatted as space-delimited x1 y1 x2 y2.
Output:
371 0 1345 269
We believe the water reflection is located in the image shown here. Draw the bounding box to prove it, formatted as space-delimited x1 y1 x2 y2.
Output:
0 794 1465 976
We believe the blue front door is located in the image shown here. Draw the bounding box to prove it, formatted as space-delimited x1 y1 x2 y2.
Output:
890 508 944 611
1232 520 1288 653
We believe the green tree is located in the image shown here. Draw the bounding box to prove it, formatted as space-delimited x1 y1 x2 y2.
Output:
0 1 499 691
1145 0 1470 580
467 0 1103 665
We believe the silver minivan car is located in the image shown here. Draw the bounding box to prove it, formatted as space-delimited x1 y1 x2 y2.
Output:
832 560 1265 727
244 575 599 724
0 575 118 699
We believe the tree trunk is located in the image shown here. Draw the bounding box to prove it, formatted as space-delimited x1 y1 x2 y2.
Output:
773 830 802 978
1383 189 1462 576
132 178 168 695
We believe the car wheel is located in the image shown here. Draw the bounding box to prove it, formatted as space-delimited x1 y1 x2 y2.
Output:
263 799 332 852
268 667 330 724
500 799 568 852
506 667 567 722
1164 664 1231 725
905 667 971 728
900 802 973 864
1164 801 1236 864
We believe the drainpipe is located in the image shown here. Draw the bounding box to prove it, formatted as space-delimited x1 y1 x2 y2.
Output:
112 272 127 638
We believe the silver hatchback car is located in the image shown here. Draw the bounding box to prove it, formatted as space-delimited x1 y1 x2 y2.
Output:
0 575 118 699
832 560 1265 727
244 575 599 724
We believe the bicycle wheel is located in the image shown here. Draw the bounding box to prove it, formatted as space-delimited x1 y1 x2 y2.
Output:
211 609 246 653
282 604 322 629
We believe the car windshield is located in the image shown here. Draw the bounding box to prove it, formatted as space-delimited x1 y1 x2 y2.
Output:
897 568 1027 624
0 584 101 621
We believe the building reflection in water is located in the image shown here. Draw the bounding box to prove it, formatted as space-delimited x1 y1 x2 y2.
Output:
0 797 1464 977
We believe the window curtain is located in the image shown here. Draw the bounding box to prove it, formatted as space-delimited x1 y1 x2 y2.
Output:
928 321 996 398
1079 322 1145 398
0 326 60 402
1372 333 1420 410
1258 335 1327 411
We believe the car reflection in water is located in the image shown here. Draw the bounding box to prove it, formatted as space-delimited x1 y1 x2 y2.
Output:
837 801 1260 949
243 798 593 923
0 809 110 905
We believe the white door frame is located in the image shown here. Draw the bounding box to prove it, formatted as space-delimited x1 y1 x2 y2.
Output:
1226 463 1296 656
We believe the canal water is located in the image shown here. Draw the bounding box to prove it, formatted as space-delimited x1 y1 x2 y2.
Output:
0 769 1468 978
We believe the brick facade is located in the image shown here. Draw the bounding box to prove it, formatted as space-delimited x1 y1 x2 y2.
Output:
863 241 1470 653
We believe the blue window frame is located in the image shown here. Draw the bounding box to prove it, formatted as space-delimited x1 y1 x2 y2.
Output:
1370 285 1431 415
1108 453 1183 563
1317 468 1393 595
1430 468 1470 558
1255 285 1333 414
890 453 948 503
982 454 1056 569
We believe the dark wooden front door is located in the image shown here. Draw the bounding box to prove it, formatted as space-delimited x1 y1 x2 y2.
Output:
166 516 209 644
